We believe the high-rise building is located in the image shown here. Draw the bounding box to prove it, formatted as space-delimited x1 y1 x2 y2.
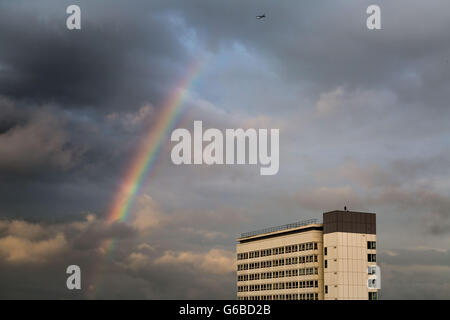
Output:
236 210 378 300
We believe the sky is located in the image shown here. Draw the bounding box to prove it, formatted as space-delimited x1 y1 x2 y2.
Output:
0 0 450 299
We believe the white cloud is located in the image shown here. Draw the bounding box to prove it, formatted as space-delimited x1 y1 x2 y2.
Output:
0 232 67 264
154 249 235 275
131 195 168 232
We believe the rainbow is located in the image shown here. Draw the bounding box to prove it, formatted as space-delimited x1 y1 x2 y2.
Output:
88 58 207 298
106 58 207 225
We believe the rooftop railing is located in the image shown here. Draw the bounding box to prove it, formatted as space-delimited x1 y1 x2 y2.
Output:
240 218 320 238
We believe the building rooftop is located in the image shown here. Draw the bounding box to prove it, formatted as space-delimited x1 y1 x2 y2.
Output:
239 218 320 239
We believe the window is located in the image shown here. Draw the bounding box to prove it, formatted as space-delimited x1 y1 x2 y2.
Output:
314 242 318 250
324 260 328 268
368 254 377 262
368 278 377 289
325 285 328 294
367 241 376 250
369 292 378 300
324 247 327 256
368 266 376 275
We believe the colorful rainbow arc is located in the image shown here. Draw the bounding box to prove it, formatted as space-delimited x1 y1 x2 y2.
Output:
88 58 207 298
106 58 207 225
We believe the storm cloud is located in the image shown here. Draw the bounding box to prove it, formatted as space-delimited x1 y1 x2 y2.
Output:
0 0 449 299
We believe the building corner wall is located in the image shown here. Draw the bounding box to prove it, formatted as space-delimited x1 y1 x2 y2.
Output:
323 211 377 300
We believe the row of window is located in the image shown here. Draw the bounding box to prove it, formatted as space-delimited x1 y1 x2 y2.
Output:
238 293 319 300
238 267 319 282
237 255 319 271
323 254 376 269
237 242 319 260
324 242 376 256
324 284 378 298
238 280 319 292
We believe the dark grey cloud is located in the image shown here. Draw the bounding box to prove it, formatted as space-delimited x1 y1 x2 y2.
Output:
0 0 449 300
170 0 450 107
7 0 449 112
0 98 168 223
0 103 81 175
380 248 450 299
0 203 237 299
0 0 188 111
0 0 206 221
